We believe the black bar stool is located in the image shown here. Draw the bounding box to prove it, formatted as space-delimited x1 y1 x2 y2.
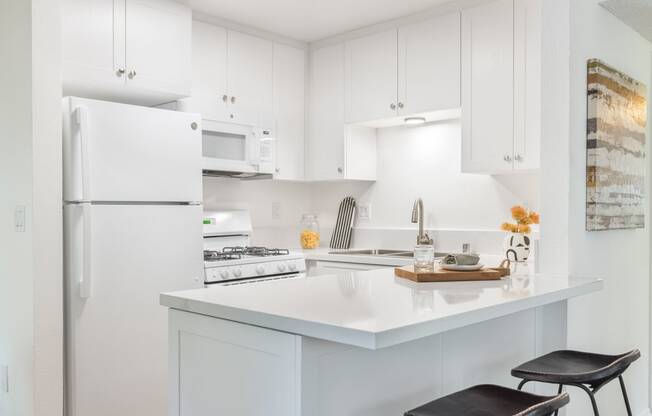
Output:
511 349 640 416
404 384 569 416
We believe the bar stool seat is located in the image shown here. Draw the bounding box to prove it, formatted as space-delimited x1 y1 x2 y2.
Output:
511 350 640 386
404 384 569 416
511 350 640 416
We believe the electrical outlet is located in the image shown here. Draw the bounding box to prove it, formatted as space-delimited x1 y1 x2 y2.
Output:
358 204 371 221
14 205 25 232
271 201 281 220
1 365 8 393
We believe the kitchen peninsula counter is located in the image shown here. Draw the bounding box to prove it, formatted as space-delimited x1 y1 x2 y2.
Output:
161 269 601 416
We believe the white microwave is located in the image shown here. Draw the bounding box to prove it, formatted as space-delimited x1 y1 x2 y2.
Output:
200 119 275 178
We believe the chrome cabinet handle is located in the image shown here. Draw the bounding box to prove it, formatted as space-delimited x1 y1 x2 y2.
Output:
222 94 228 102
116 68 125 77
230 96 236 104
128 70 137 79
275 168 280 173
398 102 404 109
337 167 343 174
514 154 523 162
504 155 513 163
390 103 396 110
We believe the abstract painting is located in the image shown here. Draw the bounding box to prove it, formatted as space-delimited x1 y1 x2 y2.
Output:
586 59 647 231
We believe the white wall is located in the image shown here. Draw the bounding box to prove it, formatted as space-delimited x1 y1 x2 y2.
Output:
204 120 540 252
0 0 63 415
546 1 652 415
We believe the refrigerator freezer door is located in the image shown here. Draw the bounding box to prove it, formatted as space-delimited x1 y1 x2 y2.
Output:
64 203 204 416
63 97 202 202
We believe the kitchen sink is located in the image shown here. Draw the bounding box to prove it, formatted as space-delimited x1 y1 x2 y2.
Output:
329 249 448 259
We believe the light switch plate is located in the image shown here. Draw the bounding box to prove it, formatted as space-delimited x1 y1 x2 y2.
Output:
271 201 281 220
14 205 26 232
0 365 8 393
358 204 371 221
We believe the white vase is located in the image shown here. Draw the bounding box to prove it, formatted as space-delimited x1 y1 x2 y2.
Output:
503 233 531 262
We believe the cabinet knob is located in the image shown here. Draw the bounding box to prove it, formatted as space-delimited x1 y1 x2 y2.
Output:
390 103 397 110
230 96 236 104
229 114 234 119
222 94 228 102
337 167 343 174
398 102 404 109
514 154 523 162
503 155 513 163
127 70 137 79
116 68 125 77
275 168 280 173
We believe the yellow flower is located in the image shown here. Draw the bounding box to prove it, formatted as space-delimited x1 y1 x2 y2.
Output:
511 205 528 222
529 211 540 225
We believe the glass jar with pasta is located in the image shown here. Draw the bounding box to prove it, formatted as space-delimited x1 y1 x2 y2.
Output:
300 214 320 249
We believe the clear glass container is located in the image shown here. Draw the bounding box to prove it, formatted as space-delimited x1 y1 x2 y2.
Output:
414 245 435 272
300 214 320 249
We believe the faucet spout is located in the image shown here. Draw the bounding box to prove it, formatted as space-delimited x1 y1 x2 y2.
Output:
411 198 433 246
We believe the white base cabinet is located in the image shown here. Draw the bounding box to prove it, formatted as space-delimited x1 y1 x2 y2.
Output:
309 44 377 181
461 0 541 173
62 0 191 106
169 304 566 416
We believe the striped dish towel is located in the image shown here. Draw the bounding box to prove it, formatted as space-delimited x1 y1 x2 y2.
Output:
330 196 356 249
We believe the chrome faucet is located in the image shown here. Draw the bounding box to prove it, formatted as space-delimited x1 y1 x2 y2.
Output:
411 198 433 245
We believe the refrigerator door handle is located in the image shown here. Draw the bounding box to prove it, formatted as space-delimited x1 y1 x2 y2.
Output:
74 106 92 201
79 203 93 298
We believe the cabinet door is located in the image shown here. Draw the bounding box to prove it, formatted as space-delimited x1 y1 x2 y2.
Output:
62 0 125 89
398 13 461 115
309 45 346 180
125 0 191 97
345 30 398 123
514 0 541 170
182 21 230 123
461 0 514 173
273 44 306 180
227 31 274 127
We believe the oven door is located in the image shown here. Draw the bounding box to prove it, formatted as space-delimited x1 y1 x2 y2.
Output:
201 119 275 176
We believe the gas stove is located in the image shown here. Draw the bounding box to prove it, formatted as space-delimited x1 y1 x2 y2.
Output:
202 211 306 285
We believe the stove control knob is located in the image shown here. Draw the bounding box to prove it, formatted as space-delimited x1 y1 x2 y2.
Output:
256 265 265 275
277 263 287 273
288 262 297 271
219 270 229 279
233 268 242 277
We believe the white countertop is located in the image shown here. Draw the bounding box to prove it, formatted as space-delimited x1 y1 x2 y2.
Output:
161 269 602 349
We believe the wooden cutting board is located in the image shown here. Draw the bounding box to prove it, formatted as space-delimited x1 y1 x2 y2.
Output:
395 264 510 283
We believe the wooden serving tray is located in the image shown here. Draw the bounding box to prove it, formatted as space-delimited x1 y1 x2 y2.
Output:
395 262 511 283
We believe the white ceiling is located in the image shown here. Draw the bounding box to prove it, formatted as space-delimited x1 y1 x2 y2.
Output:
600 0 652 43
186 0 451 42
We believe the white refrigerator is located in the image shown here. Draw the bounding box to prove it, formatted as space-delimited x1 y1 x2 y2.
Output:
63 97 205 416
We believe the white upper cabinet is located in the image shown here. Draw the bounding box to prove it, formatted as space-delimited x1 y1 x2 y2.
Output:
186 21 229 122
461 0 515 173
178 24 274 128
345 30 398 123
344 13 462 125
461 0 541 173
62 0 192 106
273 44 306 181
227 31 274 127
124 0 192 97
62 0 125 89
309 45 376 181
514 0 541 171
398 13 461 116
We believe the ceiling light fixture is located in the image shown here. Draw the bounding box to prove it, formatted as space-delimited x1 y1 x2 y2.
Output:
404 117 426 125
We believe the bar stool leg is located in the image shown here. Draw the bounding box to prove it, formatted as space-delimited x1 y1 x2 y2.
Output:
619 376 633 416
573 384 600 416
553 384 563 416
517 379 529 390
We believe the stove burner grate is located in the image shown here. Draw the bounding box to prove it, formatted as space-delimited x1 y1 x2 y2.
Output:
222 246 291 257
204 250 242 261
